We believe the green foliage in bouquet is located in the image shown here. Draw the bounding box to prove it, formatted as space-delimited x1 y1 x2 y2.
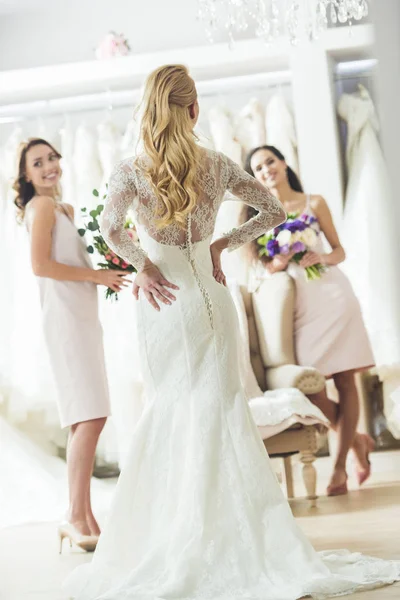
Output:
78 188 137 300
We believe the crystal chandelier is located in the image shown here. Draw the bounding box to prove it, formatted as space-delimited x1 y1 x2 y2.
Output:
197 0 369 45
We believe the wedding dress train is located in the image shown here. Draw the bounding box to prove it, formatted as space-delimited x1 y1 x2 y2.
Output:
65 148 400 600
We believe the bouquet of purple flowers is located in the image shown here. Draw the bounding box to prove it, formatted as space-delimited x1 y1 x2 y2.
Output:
257 212 326 281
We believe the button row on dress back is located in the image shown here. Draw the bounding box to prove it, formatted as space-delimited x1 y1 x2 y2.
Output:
185 213 214 329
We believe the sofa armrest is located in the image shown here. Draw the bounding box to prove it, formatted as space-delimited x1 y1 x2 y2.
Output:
266 365 325 395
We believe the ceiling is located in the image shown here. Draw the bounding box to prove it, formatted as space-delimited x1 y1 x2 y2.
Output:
0 0 68 14
0 0 42 14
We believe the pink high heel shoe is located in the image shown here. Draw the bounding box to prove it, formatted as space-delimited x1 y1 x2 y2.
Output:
327 473 348 497
355 434 375 486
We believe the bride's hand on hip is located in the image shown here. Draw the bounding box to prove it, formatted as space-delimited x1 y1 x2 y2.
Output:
210 239 227 286
132 262 179 311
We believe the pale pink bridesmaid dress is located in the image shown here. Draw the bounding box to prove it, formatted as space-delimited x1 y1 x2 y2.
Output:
26 204 111 427
287 195 374 377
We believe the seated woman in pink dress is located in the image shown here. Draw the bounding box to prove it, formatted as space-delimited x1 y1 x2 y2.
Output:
244 145 375 496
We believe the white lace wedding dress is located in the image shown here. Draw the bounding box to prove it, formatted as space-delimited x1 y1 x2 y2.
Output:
65 148 400 600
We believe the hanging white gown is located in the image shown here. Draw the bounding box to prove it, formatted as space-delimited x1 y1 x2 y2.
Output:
95 117 146 465
59 118 76 210
73 123 103 214
0 130 15 394
120 118 141 160
35 116 56 145
97 118 122 195
265 93 299 174
208 106 242 164
0 127 59 426
208 106 247 283
234 98 266 156
338 87 400 384
65 149 400 600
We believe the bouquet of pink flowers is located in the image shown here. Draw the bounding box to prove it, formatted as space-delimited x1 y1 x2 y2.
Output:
257 212 326 281
78 189 137 300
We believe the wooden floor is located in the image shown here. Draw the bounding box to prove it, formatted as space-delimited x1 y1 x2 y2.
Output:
1 456 400 600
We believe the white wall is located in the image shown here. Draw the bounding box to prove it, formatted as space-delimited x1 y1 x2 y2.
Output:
0 0 235 71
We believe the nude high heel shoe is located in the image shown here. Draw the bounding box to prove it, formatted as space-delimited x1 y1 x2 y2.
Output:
58 522 98 554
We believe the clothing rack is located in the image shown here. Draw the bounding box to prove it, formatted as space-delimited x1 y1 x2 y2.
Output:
0 57 377 127
0 70 292 124
333 57 377 80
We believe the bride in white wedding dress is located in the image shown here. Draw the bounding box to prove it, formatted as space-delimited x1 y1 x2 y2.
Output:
65 65 400 600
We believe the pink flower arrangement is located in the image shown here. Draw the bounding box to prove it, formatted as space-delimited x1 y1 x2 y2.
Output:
95 31 131 60
127 228 139 242
79 190 138 300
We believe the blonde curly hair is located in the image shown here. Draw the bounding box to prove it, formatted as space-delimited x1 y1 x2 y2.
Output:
137 64 200 229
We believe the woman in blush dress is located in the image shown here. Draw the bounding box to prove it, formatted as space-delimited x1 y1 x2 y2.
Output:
244 145 375 496
14 138 130 552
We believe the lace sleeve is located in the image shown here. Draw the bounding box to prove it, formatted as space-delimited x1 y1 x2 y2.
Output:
222 155 286 251
100 161 148 272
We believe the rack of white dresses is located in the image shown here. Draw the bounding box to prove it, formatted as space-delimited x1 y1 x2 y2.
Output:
0 24 376 224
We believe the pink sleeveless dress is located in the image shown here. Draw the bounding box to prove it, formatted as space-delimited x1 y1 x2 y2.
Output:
26 204 111 428
287 196 374 377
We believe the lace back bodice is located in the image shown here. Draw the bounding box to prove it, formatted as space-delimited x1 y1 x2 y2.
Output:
101 148 285 272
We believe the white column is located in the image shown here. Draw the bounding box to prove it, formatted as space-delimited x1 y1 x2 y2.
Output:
290 43 344 226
